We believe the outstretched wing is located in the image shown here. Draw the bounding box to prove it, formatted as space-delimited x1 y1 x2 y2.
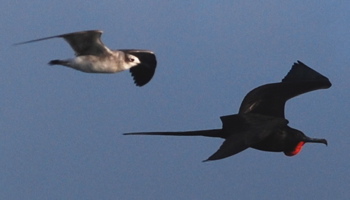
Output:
203 133 252 161
15 30 110 56
125 50 157 86
238 61 332 118
203 114 288 161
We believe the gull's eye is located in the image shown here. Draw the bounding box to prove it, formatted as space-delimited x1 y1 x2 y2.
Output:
128 56 135 62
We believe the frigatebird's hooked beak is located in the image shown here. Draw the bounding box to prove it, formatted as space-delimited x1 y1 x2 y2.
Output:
305 137 328 146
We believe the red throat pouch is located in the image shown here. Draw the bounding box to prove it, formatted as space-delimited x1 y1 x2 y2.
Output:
284 141 306 156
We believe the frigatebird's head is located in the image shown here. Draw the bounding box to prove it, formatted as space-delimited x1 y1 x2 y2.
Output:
284 128 327 156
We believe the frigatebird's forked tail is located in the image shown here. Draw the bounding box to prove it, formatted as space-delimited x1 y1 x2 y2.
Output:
124 129 223 138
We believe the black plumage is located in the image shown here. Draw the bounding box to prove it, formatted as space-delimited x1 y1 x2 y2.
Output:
124 61 331 161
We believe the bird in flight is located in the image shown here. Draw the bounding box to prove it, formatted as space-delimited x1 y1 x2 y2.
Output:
124 61 331 161
15 30 157 86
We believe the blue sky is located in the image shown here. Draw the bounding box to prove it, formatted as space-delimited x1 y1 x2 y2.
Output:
1 1 349 199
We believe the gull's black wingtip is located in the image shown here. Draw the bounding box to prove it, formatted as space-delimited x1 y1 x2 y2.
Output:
128 51 157 87
131 61 157 86
13 35 59 46
130 66 156 87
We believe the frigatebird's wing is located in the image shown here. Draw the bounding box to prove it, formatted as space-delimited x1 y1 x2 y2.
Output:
238 61 331 118
15 30 110 56
203 114 289 161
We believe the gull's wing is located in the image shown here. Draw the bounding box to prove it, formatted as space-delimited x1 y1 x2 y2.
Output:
238 61 332 118
15 30 110 56
124 50 157 86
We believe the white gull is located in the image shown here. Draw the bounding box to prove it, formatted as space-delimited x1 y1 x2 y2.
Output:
15 30 157 86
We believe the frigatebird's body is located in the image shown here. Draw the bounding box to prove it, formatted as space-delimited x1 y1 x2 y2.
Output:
15 30 157 86
124 61 331 161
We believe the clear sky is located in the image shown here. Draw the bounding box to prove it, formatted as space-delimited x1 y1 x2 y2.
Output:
1 1 349 199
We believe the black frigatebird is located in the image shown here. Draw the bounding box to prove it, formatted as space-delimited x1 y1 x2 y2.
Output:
124 61 331 161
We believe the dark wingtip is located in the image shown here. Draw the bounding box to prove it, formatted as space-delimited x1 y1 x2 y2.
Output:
282 60 331 88
13 35 60 46
127 51 157 86
202 154 219 162
130 64 156 86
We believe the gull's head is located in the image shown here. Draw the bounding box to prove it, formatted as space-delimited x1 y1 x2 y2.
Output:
125 54 141 67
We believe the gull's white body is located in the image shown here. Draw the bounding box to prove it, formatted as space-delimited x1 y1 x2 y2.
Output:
61 52 137 73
